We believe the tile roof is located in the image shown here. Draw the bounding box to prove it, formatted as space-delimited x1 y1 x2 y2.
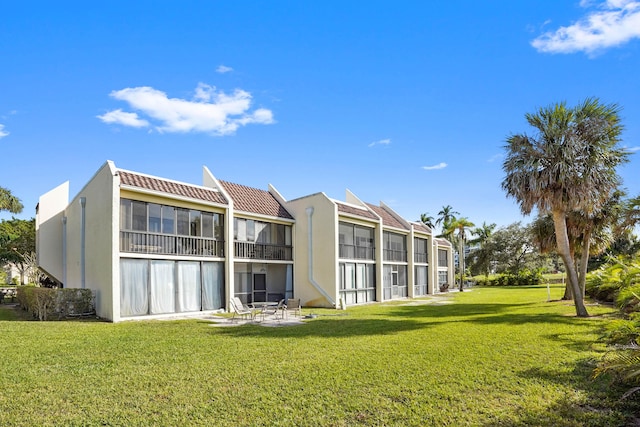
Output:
412 222 432 234
436 238 452 247
366 203 408 230
336 201 379 220
220 181 293 219
118 171 228 205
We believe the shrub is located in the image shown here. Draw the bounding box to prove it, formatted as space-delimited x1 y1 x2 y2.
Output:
17 287 95 321
617 285 640 313
602 318 640 345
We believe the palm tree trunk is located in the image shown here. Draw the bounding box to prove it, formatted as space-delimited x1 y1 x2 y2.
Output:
552 210 589 317
459 238 465 292
563 271 573 300
578 229 592 298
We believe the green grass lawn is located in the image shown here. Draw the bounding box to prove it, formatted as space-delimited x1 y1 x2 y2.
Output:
0 285 637 426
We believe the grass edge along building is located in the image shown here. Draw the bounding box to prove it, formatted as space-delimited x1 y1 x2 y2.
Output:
36 161 454 322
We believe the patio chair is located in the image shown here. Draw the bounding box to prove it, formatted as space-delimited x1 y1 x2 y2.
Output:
230 297 256 322
286 298 302 318
260 299 286 322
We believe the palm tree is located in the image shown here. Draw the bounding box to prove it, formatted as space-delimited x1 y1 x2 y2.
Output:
436 205 459 239
0 187 23 214
469 222 496 248
419 213 435 229
623 195 640 229
502 98 628 317
444 217 475 292
468 222 496 279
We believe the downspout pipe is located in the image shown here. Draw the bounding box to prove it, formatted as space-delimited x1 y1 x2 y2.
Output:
62 216 67 287
306 207 336 306
80 197 86 289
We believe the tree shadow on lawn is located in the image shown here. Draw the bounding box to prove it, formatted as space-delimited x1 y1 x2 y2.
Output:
488 361 640 427
387 302 597 328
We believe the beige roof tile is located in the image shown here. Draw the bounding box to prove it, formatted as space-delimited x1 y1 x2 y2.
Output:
366 203 408 230
119 171 227 205
412 222 432 234
336 201 379 220
220 181 293 219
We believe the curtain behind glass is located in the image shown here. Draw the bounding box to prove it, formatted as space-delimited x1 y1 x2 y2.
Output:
202 262 224 310
178 261 201 312
150 260 175 314
120 259 149 316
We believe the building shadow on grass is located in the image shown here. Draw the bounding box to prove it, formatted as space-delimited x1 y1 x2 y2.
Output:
207 316 427 339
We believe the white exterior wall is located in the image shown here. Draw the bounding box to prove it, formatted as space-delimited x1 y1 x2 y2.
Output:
36 181 69 282
65 162 119 321
286 193 337 308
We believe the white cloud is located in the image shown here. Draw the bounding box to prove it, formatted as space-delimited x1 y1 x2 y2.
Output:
487 153 504 163
216 65 234 74
422 162 447 170
368 138 391 147
626 145 640 152
99 83 274 136
97 109 150 128
532 0 640 54
0 124 8 139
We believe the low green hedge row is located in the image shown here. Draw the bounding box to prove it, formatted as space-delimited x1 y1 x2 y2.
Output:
17 287 95 321
475 271 542 287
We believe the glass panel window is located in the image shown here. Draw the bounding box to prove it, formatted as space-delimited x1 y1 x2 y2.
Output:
202 212 214 238
132 201 147 231
148 204 161 233
345 263 356 289
162 206 175 234
214 214 224 240
255 222 269 243
120 199 132 230
177 208 189 236
235 218 246 241
339 223 354 245
285 225 292 245
246 220 255 242
190 210 201 237
355 226 373 248
438 249 448 267
120 258 149 316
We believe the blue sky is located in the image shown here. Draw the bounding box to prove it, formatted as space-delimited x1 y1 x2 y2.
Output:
1 1 639 231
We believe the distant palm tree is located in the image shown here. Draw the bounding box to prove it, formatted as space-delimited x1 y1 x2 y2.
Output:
503 98 628 317
419 213 435 229
468 222 496 279
0 187 23 214
444 217 475 292
469 222 496 248
436 205 459 239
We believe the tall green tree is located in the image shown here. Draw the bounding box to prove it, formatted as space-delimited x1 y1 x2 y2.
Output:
0 218 36 284
467 222 496 279
436 205 459 240
419 213 435 229
502 98 628 317
444 217 475 291
0 187 23 214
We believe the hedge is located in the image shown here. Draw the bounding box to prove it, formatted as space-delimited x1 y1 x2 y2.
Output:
475 271 542 287
17 287 95 321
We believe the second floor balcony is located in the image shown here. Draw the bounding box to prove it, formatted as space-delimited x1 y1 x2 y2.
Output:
234 241 293 261
384 249 407 262
414 252 428 264
339 244 375 260
120 231 224 257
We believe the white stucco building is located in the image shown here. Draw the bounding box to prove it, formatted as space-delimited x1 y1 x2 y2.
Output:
36 161 454 322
